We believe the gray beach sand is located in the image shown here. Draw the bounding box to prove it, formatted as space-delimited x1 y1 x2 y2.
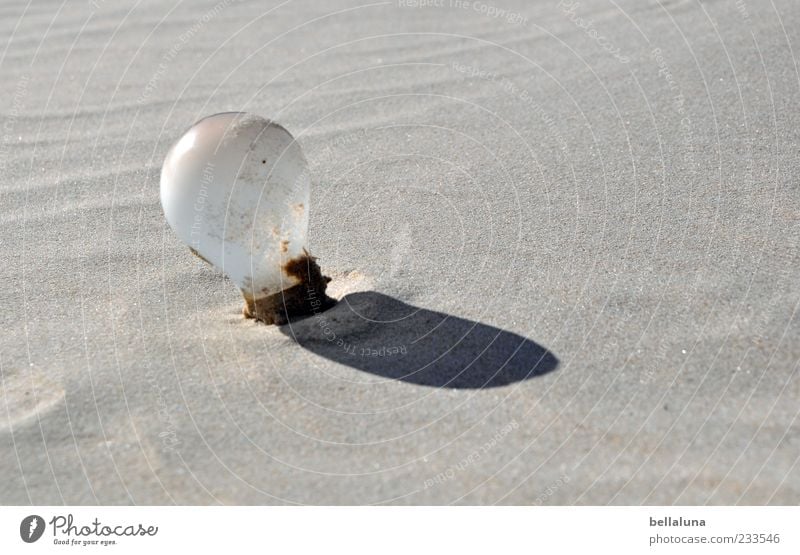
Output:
1 0 798 504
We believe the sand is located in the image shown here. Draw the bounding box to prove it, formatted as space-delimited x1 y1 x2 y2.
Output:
0 0 798 504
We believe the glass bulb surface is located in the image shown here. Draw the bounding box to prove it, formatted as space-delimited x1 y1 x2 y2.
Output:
160 112 310 300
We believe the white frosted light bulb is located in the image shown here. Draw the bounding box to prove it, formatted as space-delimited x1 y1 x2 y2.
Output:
160 112 333 324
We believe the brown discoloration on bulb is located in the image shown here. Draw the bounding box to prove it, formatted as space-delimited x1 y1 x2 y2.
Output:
242 250 335 325
189 246 212 266
280 239 289 253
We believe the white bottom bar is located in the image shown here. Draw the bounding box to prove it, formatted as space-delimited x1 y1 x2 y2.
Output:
2 506 797 554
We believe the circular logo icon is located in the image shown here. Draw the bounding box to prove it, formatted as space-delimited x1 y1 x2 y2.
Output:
20 515 45 543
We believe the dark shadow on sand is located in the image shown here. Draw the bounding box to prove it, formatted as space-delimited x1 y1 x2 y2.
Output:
279 291 558 389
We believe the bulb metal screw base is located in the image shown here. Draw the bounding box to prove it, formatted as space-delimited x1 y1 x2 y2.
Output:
242 252 336 325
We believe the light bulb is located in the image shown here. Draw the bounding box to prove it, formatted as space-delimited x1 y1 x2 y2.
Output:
160 112 334 324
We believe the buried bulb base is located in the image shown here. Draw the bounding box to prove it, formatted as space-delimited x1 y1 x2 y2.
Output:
242 251 336 325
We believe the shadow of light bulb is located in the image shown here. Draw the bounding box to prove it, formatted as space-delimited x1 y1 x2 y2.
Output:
160 112 334 324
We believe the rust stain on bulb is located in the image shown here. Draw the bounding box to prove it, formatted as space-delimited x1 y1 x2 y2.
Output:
243 250 335 325
189 247 212 266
